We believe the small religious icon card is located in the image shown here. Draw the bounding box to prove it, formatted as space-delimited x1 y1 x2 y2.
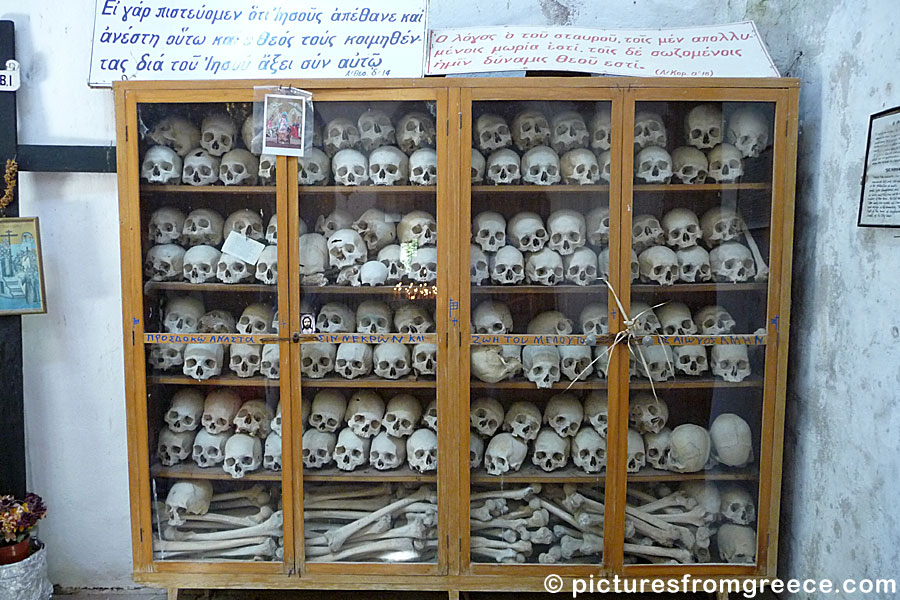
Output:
262 92 311 157
0 217 47 315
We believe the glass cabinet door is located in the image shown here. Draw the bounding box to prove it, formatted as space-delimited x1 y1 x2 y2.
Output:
295 96 445 569
463 96 619 568
621 97 778 568
135 99 290 566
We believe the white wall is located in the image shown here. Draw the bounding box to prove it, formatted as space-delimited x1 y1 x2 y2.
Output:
5 0 899 593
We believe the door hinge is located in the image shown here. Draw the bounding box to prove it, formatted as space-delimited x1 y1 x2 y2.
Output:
125 125 128 142
446 119 450 136
131 330 135 345
445 331 449 348
458 111 463 130
459 331 462 347
139 527 143 542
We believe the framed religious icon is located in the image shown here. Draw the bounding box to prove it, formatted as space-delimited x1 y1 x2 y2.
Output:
859 105 900 227
0 217 47 315
262 92 312 157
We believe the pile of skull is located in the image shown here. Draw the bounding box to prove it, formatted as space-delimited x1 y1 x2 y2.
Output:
300 208 436 286
145 206 278 285
305 483 438 562
633 104 771 184
301 389 437 474
157 389 282 478
150 302 281 381
157 481 283 561
468 481 755 564
469 392 753 477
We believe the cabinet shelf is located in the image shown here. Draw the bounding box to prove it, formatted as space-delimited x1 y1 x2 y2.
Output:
470 465 759 484
631 282 768 294
301 285 438 297
472 285 607 295
141 184 275 195
145 281 277 295
301 376 436 389
299 185 437 196
472 184 610 194
151 462 282 482
147 375 280 387
632 182 771 193
471 377 763 391
304 465 436 483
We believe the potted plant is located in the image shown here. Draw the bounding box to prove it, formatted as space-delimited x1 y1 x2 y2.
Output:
0 493 47 565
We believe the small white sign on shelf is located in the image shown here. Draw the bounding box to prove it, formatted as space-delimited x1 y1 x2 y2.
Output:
0 60 21 92
221 232 265 266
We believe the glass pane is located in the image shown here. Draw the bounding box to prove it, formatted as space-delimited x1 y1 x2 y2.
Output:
139 101 284 562
299 100 440 564
468 100 614 565
625 100 774 566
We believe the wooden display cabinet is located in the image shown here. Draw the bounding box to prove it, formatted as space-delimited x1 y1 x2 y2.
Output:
115 77 798 594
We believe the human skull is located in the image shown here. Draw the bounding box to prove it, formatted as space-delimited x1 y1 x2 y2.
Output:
632 214 665 252
717 524 756 564
422 398 438 431
222 209 265 243
300 343 337 379
255 246 278 285
507 212 548 253
369 146 409 185
323 117 361 156
398 210 437 246
639 245 679 285
165 389 204 433
333 428 371 471
544 393 583 437
471 245 489 285
378 245 405 284
200 389 241 435
486 149 521 185
472 300 513 335
352 301 389 335
547 210 586 256
676 245 712 282
182 344 224 380
327 229 366 269
488 246 525 285
710 242 756 283
668 424 711 473
470 397 504 436
358 109 395 153
550 111 589 154
298 233 329 278
409 148 438 185
191 429 230 468
470 345 520 383
223 433 262 478
475 113 512 153
635 345 674 382
526 248 564 286
522 346 561 389
685 104 724 150
182 209 224 247
164 479 212 526
583 391 609 437
700 207 743 247
586 206 610 247
407 428 438 473
512 110 550 152
309 390 347 432
353 208 397 253
298 148 331 186
201 113 237 156
272 401 283 436
657 302 698 335
229 343 262 378
484 432 528 475
572 427 606 474
560 149 600 185
369 431 406 470
335 343 374 379
345 390 386 438
473 211 507 252
234 399 274 437
597 150 612 183
633 111 667 150
634 146 673 184
145 244 186 282
521 146 561 185
149 207 186 245
337 265 362 288
564 247 598 286
142 145 183 184
710 414 754 467
711 345 751 382
532 427 570 472
707 144 744 183
260 344 280 380
590 107 613 152
629 393 668 434
726 107 771 158
219 149 259 186
695 305 736 335
301 429 337 469
673 345 709 377
644 428 672 470
183 245 222 284
149 116 201 157
719 483 756 526
332 149 369 186
392 304 432 335
396 112 436 154
163 297 205 334
671 146 709 184
382 394 422 438
626 428 646 472
241 115 262 156
257 155 275 184
237 304 274 335
580 302 609 338
471 148 486 183
630 301 661 335
263 432 282 471
408 247 438 283
527 311 573 335
503 401 542 441
373 343 412 379
662 208 702 250
470 430 485 469
412 343 437 376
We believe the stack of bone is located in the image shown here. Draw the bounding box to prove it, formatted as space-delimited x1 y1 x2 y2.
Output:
156 389 282 479
156 481 283 561
305 483 438 563
469 393 755 477
469 481 757 565
302 389 437 474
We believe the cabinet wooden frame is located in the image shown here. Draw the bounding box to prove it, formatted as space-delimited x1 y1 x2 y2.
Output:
115 77 799 591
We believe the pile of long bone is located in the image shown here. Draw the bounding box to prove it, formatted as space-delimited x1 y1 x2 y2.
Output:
304 484 438 563
155 482 283 561
470 481 756 565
